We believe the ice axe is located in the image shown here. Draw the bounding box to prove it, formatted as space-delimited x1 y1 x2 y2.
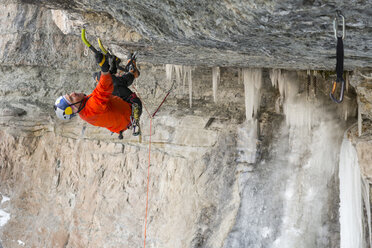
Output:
81 27 99 55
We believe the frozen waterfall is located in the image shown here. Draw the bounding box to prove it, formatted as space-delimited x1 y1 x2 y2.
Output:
339 134 371 248
224 70 345 248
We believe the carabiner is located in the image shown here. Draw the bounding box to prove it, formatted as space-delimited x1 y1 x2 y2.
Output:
329 78 345 103
333 11 345 40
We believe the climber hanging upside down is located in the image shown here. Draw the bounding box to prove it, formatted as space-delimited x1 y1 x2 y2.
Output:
54 52 142 138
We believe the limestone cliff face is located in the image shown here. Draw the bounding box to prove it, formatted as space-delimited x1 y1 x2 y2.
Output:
18 0 372 70
0 1 371 248
0 129 240 248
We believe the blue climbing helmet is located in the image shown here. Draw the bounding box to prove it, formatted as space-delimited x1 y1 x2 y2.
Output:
54 95 76 120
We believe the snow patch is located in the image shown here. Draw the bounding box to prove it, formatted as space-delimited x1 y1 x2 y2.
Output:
261 227 272 238
0 209 10 227
0 195 9 204
0 193 11 228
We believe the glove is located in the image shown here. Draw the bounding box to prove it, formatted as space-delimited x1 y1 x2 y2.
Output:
95 52 109 72
109 56 121 75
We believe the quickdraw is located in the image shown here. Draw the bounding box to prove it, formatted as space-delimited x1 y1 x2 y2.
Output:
330 11 346 103
151 78 176 118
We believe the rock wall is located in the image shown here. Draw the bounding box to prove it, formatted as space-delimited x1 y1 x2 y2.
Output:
0 128 240 248
0 1 371 248
17 0 372 70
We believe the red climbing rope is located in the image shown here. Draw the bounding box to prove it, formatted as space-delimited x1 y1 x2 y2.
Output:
143 118 152 248
152 91 171 118
130 82 173 248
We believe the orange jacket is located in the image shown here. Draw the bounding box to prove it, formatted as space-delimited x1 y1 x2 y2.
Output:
79 73 132 133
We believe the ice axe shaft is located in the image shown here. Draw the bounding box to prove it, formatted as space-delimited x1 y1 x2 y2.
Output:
81 28 99 54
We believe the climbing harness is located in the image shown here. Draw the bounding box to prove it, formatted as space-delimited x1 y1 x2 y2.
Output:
330 11 346 103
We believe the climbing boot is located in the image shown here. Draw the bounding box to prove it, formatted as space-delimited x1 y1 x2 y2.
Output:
132 103 140 122
131 103 141 136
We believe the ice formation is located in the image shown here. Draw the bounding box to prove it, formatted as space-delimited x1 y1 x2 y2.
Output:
185 66 192 108
165 64 184 87
236 119 259 164
270 69 285 97
0 209 10 227
165 64 173 82
243 68 262 121
339 135 371 248
212 67 220 103
274 105 342 247
358 101 362 137
275 71 320 130
165 64 193 103
1 194 9 204
225 70 345 248
0 193 10 227
17 240 25 246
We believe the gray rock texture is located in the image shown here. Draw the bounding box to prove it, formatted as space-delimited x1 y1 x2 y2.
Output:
15 0 372 70
0 1 371 248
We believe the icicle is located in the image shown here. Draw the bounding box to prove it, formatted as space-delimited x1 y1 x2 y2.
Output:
269 69 281 88
362 177 372 247
183 70 187 95
243 68 262 121
183 66 192 108
339 136 367 248
358 99 362 137
313 70 317 96
344 109 348 121
174 65 183 86
238 68 242 85
279 71 318 130
306 70 311 99
346 71 349 93
271 69 286 98
165 64 174 82
212 67 220 103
